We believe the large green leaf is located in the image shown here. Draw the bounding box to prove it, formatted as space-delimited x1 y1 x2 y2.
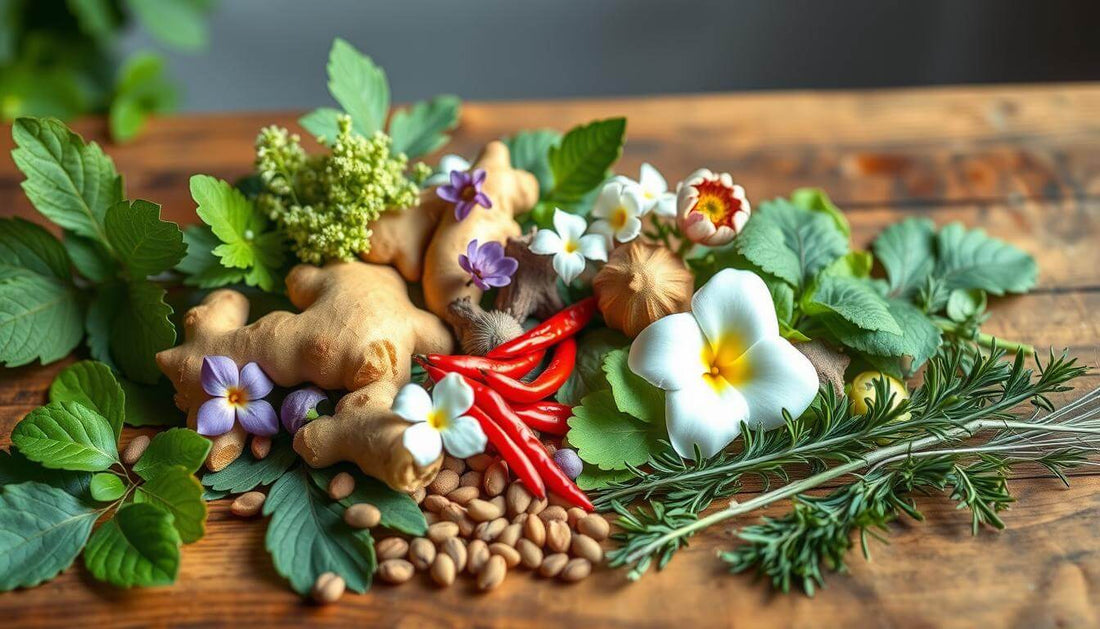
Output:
11 402 119 472
134 466 207 543
309 466 427 536
264 466 376 595
200 437 297 495
83 502 181 587
133 429 211 480
0 217 71 281
388 95 461 159
0 272 84 367
104 199 186 278
0 450 94 503
176 225 245 288
325 38 389 135
567 390 666 471
806 276 901 335
933 222 1038 295
736 199 848 288
504 129 561 197
602 349 664 424
119 377 186 427
110 279 176 384
0 482 99 591
84 280 121 365
49 360 126 440
822 298 942 370
63 231 117 283
873 217 935 298
547 118 626 204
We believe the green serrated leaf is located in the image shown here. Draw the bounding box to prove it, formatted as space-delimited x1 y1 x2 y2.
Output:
0 482 99 591
83 502 180 587
133 429 211 480
934 222 1038 295
309 466 427 536
326 38 389 135
49 360 126 440
90 472 126 502
0 450 94 503
557 327 626 406
567 390 665 471
769 280 795 325
388 95 461 159
576 465 634 491
504 129 560 194
0 271 84 367
547 118 626 204
873 217 935 298
85 280 121 366
119 377 186 427
790 187 850 238
110 279 176 384
200 436 296 494
0 217 71 281
12 401 119 471
806 276 901 335
176 225 246 288
821 251 873 279
104 199 186 277
190 174 283 292
298 107 364 144
135 465 207 543
63 231 117 283
603 348 664 423
736 199 848 288
822 298 942 371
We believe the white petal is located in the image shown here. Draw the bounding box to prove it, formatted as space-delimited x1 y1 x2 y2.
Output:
439 154 470 173
665 376 749 459
391 383 433 423
621 186 645 216
614 216 643 243
592 182 622 219
576 234 608 262
529 228 563 255
588 220 615 247
640 163 667 195
691 269 779 355
653 193 677 218
403 422 443 467
440 415 488 458
552 209 588 242
628 312 707 391
553 251 586 284
735 337 820 430
433 372 474 420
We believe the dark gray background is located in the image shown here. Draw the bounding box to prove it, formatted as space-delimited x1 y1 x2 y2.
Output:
122 0 1100 112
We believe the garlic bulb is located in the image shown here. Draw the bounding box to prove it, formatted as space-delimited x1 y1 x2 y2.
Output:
592 241 693 337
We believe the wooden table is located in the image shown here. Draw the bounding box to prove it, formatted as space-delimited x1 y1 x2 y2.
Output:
2 84 1100 628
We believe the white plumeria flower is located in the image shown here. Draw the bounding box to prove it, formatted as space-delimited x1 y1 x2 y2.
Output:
529 208 608 284
615 163 676 217
392 373 487 467
628 269 818 459
425 154 471 187
589 181 646 245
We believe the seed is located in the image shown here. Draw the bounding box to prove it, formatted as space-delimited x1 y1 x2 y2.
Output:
375 537 408 561
442 455 466 475
497 523 522 547
512 513 528 526
540 505 568 522
120 435 150 466
410 487 426 504
523 513 546 546
378 559 415 584
459 470 483 488
427 521 459 543
250 436 272 460
467 539 490 574
517 538 543 569
440 537 467 573
571 534 603 564
560 558 592 582
328 472 355 501
505 482 533 516
423 494 449 513
567 507 587 527
526 496 548 515
344 503 381 528
230 491 266 517
577 514 610 541
430 553 456 587
546 520 571 553
311 572 344 604
424 512 440 525
490 542 521 568
476 517 508 542
446 486 479 505
409 537 436 570
489 495 506 513
482 461 509 496
429 469 460 495
538 553 569 578
477 555 507 591
467 499 503 522
441 502 467 524
466 453 495 471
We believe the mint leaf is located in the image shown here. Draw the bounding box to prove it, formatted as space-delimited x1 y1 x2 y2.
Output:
946 288 987 323
0 482 99 591
298 107 362 144
133 428 211 480
736 199 848 288
557 327 626 406
63 231 117 283
790 187 850 238
134 465 207 543
176 225 245 288
310 466 427 536
934 222 1037 295
547 118 626 205
190 174 284 292
12 402 119 471
84 281 121 366
576 465 634 491
388 95 460 159
11 117 122 244
0 271 84 367
90 472 126 502
821 251 873 279
104 199 186 277
567 390 665 471
873 217 935 298
325 38 389 135
0 450 94 503
125 0 208 51
120 377 185 427
822 298 942 370
264 466 375 595
806 276 901 334
110 279 176 384
49 360 126 440
83 502 180 587
504 129 561 195
0 217 71 280
200 437 296 495
603 348 664 423
769 280 795 324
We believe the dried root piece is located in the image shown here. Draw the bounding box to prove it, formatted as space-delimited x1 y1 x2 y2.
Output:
495 230 564 322
593 241 693 337
447 298 524 356
795 339 850 395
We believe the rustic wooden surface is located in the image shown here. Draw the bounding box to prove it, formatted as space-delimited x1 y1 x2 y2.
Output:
2 84 1100 628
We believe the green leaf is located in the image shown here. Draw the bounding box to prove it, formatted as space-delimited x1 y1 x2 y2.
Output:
310 466 427 536
504 129 561 194
49 360 126 440
0 450 94 503
821 251 873 279
85 281 122 366
603 348 664 423
133 429 211 480
557 327 626 406
547 118 626 204
12 402 119 471
325 38 389 135
933 222 1038 295
176 225 246 288
90 472 126 502
822 298 942 370
200 436 296 494
736 199 848 288
67 0 119 41
110 53 177 143
388 95 461 159
790 187 850 238
125 0 208 51
63 231 117 283
946 288 987 323
298 107 363 144
264 466 375 595
110 279 176 384
104 199 186 277
0 270 84 367
135 466 207 543
567 390 665 471
0 217 71 281
119 377 186 427
0 482 99 591
806 276 901 334
769 280 795 325
576 465 634 491
11 117 122 244
83 502 180 587
873 217 935 298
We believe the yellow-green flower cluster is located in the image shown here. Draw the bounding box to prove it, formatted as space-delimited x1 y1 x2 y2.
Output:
254 115 420 264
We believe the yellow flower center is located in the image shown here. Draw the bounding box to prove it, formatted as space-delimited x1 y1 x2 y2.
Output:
610 206 629 230
690 178 742 228
427 409 449 430
563 240 579 253
225 387 249 408
700 335 751 392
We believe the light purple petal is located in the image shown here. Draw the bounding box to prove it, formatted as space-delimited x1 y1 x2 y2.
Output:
436 185 461 203
197 397 235 436
454 201 474 221
467 239 481 260
478 241 504 263
281 386 326 434
236 399 279 436
458 253 473 274
450 170 468 188
201 355 238 397
474 192 492 209
488 255 518 277
482 274 512 288
239 362 273 399
470 276 491 291
472 169 487 186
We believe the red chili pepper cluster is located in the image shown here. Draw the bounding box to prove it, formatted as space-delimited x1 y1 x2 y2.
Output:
416 297 597 511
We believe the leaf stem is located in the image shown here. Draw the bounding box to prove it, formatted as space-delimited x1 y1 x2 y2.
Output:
937 321 1035 356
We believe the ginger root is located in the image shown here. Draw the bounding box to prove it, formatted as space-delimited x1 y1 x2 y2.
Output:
156 261 452 490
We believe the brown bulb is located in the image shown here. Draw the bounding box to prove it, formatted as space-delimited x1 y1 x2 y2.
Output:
593 241 693 337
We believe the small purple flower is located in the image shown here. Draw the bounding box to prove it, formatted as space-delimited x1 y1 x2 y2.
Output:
437 168 492 221
458 239 518 291
280 386 327 435
197 356 278 437
553 448 583 480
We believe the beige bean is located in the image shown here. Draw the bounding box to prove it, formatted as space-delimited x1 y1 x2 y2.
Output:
427 521 459 543
440 537 467 573
512 513 528 526
560 558 592 582
489 495 507 513
328 472 355 501
496 523 522 547
446 486 479 505
430 553 456 587
422 494 450 513
467 539 490 574
375 537 408 561
466 453 495 471
311 572 344 604
344 503 381 529
409 537 436 571
577 514 610 541
378 559 415 584
467 498 503 522
505 482 533 516
250 436 272 460
546 520 571 553
567 507 587 527
571 534 603 564
442 455 466 475
120 435 150 466
440 502 467 524
456 514 477 538
526 496 548 515
477 555 507 591
429 469 460 496
490 543 521 568
475 517 508 542
538 553 569 578
482 461 509 496
540 505 568 522
516 538 543 569
230 491 266 517
523 513 546 546
424 512 440 525
459 470 483 488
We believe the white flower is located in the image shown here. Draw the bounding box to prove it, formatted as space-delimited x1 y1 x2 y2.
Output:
425 154 471 187
616 163 676 217
628 269 818 459
589 181 646 245
675 168 751 247
529 208 608 284
392 373 487 466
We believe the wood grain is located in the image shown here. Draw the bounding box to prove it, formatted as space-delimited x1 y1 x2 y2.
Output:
2 84 1100 628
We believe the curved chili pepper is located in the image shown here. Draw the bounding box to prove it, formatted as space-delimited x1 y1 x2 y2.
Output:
486 297 597 359
418 350 545 381
481 338 576 404
512 401 572 436
466 406 546 499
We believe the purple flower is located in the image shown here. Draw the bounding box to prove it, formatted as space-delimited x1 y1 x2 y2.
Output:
197 356 278 437
458 239 518 291
553 448 583 480
437 168 492 221
280 386 327 435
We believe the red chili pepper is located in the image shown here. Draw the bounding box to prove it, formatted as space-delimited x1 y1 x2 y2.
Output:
417 350 545 381
466 406 546 499
486 297 597 359
481 338 576 404
512 401 572 436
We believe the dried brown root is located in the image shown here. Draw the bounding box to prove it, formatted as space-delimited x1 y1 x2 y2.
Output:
494 230 564 322
795 339 850 395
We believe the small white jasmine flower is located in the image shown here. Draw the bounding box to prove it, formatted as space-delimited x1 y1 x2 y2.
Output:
392 373 487 466
425 154 471 187
529 208 608 284
589 181 646 245
616 163 676 217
